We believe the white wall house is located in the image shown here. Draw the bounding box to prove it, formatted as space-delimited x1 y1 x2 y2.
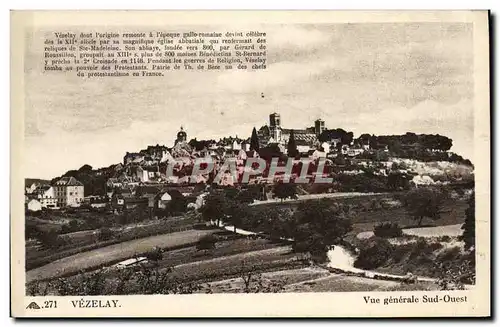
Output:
232 140 242 151
54 177 85 207
321 142 331 153
157 191 172 209
37 186 58 209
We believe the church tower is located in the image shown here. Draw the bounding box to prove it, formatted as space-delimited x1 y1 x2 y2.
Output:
314 119 326 136
175 126 187 145
269 113 282 143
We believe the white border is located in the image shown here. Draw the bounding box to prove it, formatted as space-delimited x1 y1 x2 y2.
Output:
5 2 497 325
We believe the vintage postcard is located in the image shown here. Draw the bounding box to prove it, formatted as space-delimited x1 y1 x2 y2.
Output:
11 10 490 317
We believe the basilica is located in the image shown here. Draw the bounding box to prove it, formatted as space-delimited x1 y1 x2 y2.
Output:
257 113 326 148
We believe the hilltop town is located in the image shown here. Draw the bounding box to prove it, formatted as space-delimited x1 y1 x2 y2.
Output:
25 112 473 214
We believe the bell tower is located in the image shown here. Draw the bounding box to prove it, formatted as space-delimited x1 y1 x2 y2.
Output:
175 126 187 145
269 113 282 143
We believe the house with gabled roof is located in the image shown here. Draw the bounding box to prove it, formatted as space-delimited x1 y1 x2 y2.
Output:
34 184 58 209
53 176 84 207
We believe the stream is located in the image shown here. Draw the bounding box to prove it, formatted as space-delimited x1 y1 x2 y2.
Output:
211 220 436 283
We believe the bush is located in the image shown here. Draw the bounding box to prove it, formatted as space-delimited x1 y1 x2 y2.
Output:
373 222 403 238
196 234 217 251
60 220 81 234
145 246 163 262
35 229 65 249
436 246 461 262
409 238 435 260
98 227 114 241
354 238 393 270
436 235 451 243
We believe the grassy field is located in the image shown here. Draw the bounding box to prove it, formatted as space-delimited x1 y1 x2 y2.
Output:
252 192 390 210
169 246 301 283
244 193 466 237
200 267 329 293
283 274 400 292
26 228 218 283
26 191 468 293
251 192 388 207
148 236 286 269
26 215 199 270
262 267 331 285
201 266 439 293
349 199 467 235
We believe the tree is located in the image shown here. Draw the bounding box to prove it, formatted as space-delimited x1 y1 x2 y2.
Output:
357 133 371 145
168 189 188 214
318 128 353 145
200 192 226 226
291 200 353 262
78 164 93 173
273 183 298 202
387 172 411 190
333 155 347 166
237 185 261 204
250 127 260 152
258 144 284 162
259 207 293 240
25 221 41 240
287 130 298 158
373 222 403 238
238 260 284 293
460 192 475 250
403 188 446 226
225 201 248 232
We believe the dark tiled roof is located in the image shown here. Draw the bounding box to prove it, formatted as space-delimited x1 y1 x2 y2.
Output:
124 197 148 204
55 176 84 186
258 125 270 136
35 184 51 192
295 139 312 146
136 185 162 195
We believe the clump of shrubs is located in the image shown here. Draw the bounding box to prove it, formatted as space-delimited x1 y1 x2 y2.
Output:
145 246 164 262
196 234 218 251
60 220 81 234
436 235 451 243
373 222 403 238
354 237 393 270
98 227 114 241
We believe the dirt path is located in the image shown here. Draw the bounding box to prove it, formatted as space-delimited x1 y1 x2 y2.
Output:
357 223 464 240
250 192 386 206
402 224 463 237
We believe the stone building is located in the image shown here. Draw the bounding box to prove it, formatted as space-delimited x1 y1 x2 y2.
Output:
53 176 85 207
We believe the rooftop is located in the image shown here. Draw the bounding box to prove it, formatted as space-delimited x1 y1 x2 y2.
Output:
54 176 84 187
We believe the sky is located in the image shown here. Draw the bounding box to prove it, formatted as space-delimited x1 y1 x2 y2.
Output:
24 23 474 179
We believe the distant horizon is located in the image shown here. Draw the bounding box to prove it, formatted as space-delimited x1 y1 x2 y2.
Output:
25 126 471 181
